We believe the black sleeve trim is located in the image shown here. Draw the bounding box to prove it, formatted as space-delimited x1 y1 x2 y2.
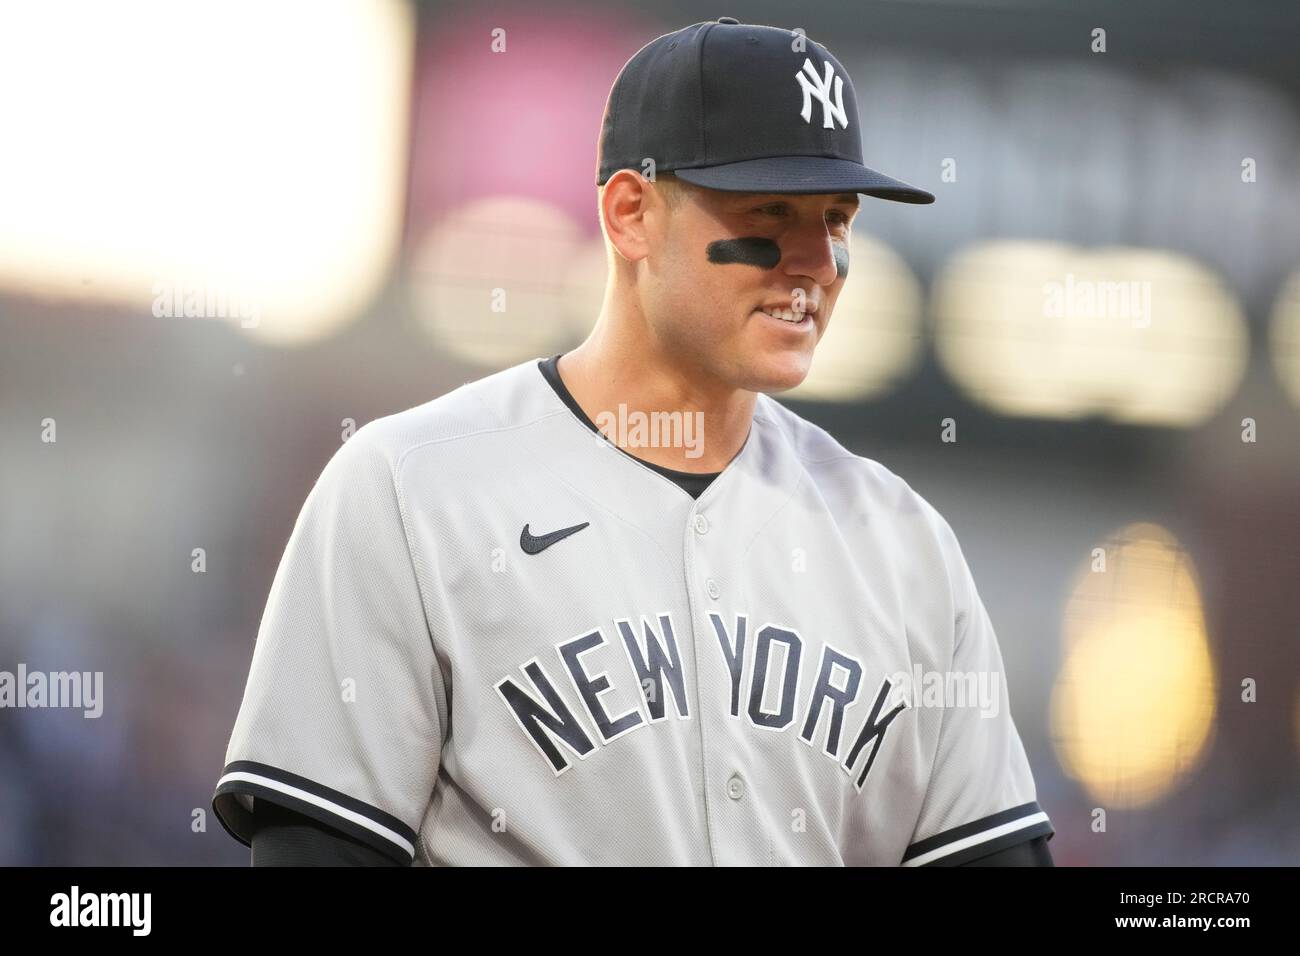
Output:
958 833 1054 867
212 759 418 865
901 800 1054 867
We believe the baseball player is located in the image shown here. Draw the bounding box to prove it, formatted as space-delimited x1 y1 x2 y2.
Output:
214 17 1054 866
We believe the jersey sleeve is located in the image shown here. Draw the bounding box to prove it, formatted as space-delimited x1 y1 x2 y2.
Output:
212 425 446 865
900 509 1054 867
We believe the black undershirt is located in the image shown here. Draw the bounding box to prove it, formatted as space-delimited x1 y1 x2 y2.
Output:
536 353 722 499
247 355 1053 867
250 799 396 867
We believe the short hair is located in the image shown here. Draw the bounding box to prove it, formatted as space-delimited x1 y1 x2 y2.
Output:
597 170 696 214
652 171 692 210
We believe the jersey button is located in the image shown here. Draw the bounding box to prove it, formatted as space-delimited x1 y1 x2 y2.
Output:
693 513 709 535
726 774 744 800
706 578 720 600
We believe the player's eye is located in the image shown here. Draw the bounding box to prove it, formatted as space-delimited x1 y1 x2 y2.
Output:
752 204 852 227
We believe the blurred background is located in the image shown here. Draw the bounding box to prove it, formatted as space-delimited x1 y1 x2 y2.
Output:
1 0 1297 865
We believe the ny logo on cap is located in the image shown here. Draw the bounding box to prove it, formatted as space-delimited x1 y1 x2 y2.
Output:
795 58 848 130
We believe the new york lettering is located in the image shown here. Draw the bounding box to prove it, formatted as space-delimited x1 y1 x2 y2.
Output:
494 611 906 789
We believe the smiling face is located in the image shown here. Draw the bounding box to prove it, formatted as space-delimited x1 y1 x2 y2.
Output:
627 172 859 394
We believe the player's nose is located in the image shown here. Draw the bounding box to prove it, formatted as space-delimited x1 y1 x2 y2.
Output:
780 223 842 287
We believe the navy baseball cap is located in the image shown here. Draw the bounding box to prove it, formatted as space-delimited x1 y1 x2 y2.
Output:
596 17 934 204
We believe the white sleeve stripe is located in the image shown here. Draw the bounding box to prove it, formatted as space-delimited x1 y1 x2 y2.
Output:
216 770 416 860
901 811 1051 867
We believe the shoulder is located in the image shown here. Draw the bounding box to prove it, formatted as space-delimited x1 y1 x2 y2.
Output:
753 394 986 662
752 393 975 621
753 393 958 544
326 359 553 480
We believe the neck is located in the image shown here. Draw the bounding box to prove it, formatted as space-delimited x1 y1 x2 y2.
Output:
557 307 756 475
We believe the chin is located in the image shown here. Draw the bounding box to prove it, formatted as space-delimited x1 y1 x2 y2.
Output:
743 350 814 394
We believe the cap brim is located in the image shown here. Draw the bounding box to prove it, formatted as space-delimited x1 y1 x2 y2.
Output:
673 156 934 204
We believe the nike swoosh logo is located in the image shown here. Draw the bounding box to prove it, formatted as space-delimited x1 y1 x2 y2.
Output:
520 521 590 555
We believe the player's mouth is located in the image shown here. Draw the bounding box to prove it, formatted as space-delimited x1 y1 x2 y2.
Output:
755 303 817 331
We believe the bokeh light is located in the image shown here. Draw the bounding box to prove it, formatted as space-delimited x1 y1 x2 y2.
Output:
1269 269 1300 409
408 196 586 367
0 0 414 346
933 241 1249 425
1051 522 1217 809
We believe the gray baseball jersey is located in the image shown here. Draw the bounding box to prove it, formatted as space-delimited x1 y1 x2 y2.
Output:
213 356 1052 865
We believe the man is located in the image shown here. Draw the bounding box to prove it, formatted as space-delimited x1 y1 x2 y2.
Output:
214 17 1053 866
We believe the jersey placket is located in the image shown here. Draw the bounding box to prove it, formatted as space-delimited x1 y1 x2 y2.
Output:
682 499 765 866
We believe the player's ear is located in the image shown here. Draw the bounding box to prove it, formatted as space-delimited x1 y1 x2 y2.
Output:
599 169 658 263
